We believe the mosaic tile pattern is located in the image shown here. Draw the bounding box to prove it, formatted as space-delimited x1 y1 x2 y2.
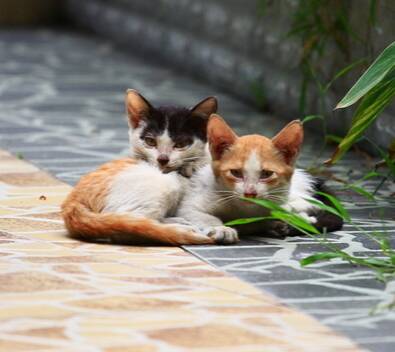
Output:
0 29 285 185
186 171 395 352
0 149 362 351
0 29 394 351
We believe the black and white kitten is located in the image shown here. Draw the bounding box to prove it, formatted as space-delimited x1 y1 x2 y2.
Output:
61 90 219 245
128 89 217 177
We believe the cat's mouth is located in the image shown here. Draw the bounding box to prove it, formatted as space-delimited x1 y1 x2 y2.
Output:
160 165 176 174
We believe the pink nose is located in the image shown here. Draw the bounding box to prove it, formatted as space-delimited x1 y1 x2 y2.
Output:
157 155 169 166
244 191 257 198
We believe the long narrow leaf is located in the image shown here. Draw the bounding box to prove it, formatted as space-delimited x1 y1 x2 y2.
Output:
336 41 395 108
225 217 269 226
326 73 395 164
324 58 367 92
240 197 284 212
315 191 351 221
300 252 345 266
346 185 375 201
271 211 320 234
302 114 324 124
306 198 344 219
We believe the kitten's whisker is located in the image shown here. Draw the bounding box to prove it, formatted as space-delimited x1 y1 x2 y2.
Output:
267 188 289 194
213 191 235 195
214 195 238 206
216 196 238 206
178 156 200 162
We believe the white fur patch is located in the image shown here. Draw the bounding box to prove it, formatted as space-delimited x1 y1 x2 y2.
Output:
156 130 173 156
104 163 186 219
285 168 318 214
244 150 261 179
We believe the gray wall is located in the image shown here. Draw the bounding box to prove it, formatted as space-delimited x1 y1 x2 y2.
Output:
66 0 395 148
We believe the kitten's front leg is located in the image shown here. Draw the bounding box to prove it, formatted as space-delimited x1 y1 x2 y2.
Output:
178 209 239 245
283 199 317 224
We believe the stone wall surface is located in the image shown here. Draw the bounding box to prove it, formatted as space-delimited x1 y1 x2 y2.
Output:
65 0 395 149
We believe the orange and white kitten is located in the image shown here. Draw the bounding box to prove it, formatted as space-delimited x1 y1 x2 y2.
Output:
177 115 343 243
61 90 218 245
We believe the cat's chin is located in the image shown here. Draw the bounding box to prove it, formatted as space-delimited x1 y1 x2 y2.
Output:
160 166 179 174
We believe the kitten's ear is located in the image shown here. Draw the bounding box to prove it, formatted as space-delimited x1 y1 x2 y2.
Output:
125 89 153 128
191 96 218 117
208 114 237 160
272 120 304 165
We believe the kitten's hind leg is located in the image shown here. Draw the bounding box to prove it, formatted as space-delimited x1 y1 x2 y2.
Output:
312 210 343 233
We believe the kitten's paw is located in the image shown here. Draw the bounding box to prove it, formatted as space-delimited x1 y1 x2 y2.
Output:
298 212 317 224
282 203 317 224
207 226 239 245
265 220 292 238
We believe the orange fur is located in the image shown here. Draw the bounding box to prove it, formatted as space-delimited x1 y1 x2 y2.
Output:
208 115 302 191
61 158 214 245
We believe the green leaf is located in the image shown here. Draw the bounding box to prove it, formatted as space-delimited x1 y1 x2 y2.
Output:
369 0 378 26
302 114 324 124
306 198 344 219
361 258 394 268
327 72 395 164
315 191 350 221
360 171 381 181
346 185 375 201
380 239 391 252
300 252 345 266
271 211 320 234
323 58 367 92
239 197 320 234
240 197 284 212
325 134 343 144
336 41 395 108
225 217 269 226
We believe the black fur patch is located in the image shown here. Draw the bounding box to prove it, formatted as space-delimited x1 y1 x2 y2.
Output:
258 177 344 238
140 106 208 143
309 177 344 233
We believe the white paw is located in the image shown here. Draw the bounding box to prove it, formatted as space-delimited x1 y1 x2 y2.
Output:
298 212 317 224
207 226 239 245
286 199 314 213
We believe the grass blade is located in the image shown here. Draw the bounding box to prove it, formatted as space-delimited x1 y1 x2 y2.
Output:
301 252 345 266
336 41 395 108
225 217 269 226
315 191 350 221
326 73 395 164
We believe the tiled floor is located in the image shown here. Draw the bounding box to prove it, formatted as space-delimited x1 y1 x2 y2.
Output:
0 149 361 351
0 29 394 351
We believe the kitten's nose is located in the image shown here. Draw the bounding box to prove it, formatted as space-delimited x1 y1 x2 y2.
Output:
157 154 169 166
244 191 257 198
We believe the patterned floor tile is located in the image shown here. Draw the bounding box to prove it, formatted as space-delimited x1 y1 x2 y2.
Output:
0 29 393 351
0 150 361 351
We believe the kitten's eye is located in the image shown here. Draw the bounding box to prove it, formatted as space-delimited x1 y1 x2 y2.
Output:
174 139 192 149
230 169 243 178
260 169 274 179
144 136 157 147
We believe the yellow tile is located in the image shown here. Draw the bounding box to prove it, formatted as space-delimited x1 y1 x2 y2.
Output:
0 160 39 173
162 288 263 306
87 263 159 276
0 304 74 320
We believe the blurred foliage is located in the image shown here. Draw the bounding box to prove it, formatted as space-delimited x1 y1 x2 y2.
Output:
327 42 395 165
286 0 374 114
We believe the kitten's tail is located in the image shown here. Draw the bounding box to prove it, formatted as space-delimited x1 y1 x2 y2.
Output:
61 202 214 245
